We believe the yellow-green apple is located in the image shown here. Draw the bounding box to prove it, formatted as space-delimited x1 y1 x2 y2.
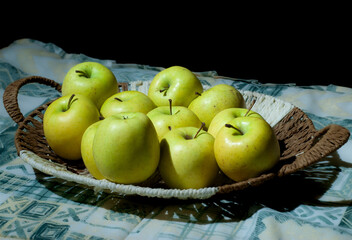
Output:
148 66 203 107
188 84 245 130
62 62 118 109
208 107 264 137
159 123 219 189
81 121 105 180
100 90 156 118
43 94 100 160
214 117 280 182
147 99 202 141
93 112 160 184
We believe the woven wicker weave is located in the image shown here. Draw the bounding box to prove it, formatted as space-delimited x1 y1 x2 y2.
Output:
3 76 350 199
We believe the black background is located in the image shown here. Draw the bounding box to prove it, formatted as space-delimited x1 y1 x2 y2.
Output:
1 6 349 88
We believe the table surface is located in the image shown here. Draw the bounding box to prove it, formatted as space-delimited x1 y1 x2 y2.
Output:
0 39 351 240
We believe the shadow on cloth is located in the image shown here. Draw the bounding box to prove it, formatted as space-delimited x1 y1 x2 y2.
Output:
35 151 352 224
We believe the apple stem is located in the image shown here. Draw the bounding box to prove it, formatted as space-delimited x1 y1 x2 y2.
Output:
244 98 257 117
114 97 123 102
160 88 168 96
194 122 205 139
75 70 89 78
225 123 244 135
168 126 172 131
169 99 172 115
67 94 76 110
195 92 202 96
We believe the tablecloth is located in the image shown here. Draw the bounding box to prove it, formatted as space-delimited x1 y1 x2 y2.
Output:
0 39 351 240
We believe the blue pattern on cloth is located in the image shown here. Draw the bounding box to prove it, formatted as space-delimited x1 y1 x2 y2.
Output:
0 39 351 239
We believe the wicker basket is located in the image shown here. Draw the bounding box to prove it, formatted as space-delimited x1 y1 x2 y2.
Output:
3 76 350 199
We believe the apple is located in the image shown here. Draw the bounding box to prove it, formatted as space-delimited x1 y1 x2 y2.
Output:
43 94 100 160
81 121 105 180
214 117 280 182
100 90 156 118
93 112 160 184
188 84 245 130
62 61 119 109
148 66 203 107
147 99 202 141
159 123 219 189
208 107 263 138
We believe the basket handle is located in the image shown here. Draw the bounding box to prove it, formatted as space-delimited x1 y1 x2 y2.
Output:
278 124 350 177
3 76 129 125
3 76 62 124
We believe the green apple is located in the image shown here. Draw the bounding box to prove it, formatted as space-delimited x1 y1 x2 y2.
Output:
188 84 245 130
159 124 219 189
214 117 280 182
208 107 263 138
93 112 160 184
148 66 203 107
43 94 100 160
81 121 105 180
100 90 156 118
62 61 118 109
147 99 202 141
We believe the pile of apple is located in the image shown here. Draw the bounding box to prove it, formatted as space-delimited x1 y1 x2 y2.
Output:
43 62 280 189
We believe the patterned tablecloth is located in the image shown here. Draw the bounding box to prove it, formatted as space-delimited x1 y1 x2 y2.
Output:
0 39 351 240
